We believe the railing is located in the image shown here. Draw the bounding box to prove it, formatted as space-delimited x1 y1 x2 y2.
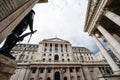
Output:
16 60 114 65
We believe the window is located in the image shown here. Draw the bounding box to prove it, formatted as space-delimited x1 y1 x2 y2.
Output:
77 76 80 80
31 56 33 59
26 55 29 59
64 77 67 80
39 77 42 80
40 68 44 73
62 59 64 62
44 48 47 52
55 44 58 47
67 54 69 56
47 69 51 73
88 57 90 60
62 54 64 56
32 68 36 73
45 43 47 47
61 44 63 47
76 68 79 72
43 58 45 61
54 55 59 61
55 48 58 52
49 58 51 61
30 78 34 80
50 43 52 47
65 44 67 47
49 54 52 56
47 77 51 80
68 59 70 61
55 44 58 52
70 68 73 72
91 57 93 60
43 54 46 56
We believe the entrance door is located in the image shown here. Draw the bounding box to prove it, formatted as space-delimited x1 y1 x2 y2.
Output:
54 72 60 80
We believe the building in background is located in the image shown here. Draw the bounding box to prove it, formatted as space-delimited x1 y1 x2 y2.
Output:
95 49 119 62
84 0 120 75
10 38 120 80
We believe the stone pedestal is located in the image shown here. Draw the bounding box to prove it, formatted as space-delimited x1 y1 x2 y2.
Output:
0 54 16 80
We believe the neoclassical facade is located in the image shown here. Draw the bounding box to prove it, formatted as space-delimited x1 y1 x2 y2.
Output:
84 0 120 75
10 38 120 80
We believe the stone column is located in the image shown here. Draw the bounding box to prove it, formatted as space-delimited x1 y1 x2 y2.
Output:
43 68 47 80
73 68 77 80
83 67 92 80
97 25 120 55
47 43 50 52
106 41 120 60
105 11 120 26
60 68 63 80
80 68 85 80
51 68 54 80
92 34 120 74
67 67 71 80
24 68 31 80
100 67 105 74
35 68 39 80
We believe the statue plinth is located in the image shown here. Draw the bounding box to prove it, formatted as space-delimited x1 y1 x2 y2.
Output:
0 53 16 80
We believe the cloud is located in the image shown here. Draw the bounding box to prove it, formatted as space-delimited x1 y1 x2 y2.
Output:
0 0 99 54
30 0 99 53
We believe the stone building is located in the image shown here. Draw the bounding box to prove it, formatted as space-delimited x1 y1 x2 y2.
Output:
10 38 120 80
84 0 120 75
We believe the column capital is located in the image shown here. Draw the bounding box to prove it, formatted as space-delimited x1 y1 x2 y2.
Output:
101 7 109 15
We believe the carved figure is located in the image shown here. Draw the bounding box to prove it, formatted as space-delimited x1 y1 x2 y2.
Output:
0 10 36 59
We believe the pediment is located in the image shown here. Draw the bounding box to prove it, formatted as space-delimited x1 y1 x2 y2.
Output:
43 38 69 43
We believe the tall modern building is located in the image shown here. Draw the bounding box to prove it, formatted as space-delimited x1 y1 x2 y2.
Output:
84 0 120 76
10 38 120 80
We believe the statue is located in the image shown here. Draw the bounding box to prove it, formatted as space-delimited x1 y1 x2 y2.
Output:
0 9 36 59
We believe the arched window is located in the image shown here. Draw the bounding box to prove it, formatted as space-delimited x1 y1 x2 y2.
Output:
77 76 80 80
39 77 42 80
64 77 67 80
43 58 45 62
54 72 60 80
54 55 59 61
68 59 70 61
47 77 50 80
30 78 34 80
62 59 64 62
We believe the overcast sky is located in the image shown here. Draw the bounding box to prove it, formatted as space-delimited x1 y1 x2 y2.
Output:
1 0 99 53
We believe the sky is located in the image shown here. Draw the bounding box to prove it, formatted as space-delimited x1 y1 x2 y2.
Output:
1 0 99 53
